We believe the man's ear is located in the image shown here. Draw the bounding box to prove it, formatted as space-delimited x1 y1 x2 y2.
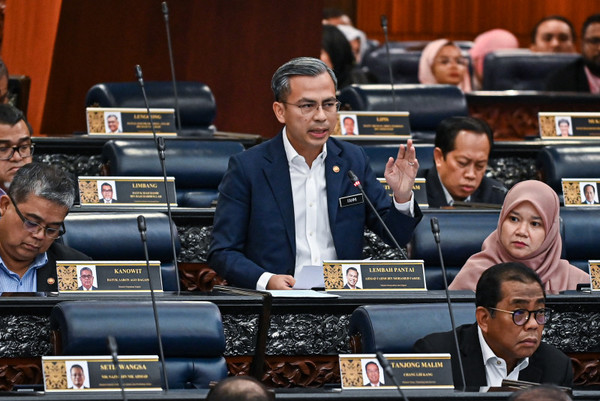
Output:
0 195 10 216
476 306 490 334
273 102 286 124
433 147 444 168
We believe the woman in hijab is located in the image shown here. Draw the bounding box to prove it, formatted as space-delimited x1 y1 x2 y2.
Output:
418 39 472 92
449 180 590 293
470 29 520 90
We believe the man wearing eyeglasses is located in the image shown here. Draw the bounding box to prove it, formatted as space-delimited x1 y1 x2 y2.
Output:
0 163 90 292
546 13 600 92
209 57 422 290
413 262 573 389
0 104 34 196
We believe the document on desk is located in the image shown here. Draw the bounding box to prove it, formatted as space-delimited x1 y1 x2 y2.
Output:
267 290 338 298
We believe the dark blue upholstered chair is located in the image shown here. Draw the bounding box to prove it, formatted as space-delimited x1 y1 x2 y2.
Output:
361 144 434 177
61 213 180 291
338 84 468 142
536 145 600 194
85 81 217 137
362 49 422 84
561 208 598 273
102 139 244 208
50 301 227 389
410 210 500 290
482 51 579 91
349 303 476 353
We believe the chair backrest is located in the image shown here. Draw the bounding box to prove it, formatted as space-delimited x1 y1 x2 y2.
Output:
561 208 598 272
338 84 468 142
411 210 500 290
349 303 476 353
85 81 217 136
8 75 31 115
482 51 580 90
61 212 180 291
362 49 421 84
361 144 434 177
536 145 600 193
50 300 227 389
102 139 245 207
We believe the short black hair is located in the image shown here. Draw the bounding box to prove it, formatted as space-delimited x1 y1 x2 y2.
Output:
0 104 32 135
70 364 84 373
583 14 600 39
365 361 378 370
343 116 354 124
207 376 273 401
508 384 572 401
101 182 113 189
530 15 576 44
79 267 93 275
557 118 570 126
584 184 596 194
346 267 358 275
475 262 545 310
435 116 493 158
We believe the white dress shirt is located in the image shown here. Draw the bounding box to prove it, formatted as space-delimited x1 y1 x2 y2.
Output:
477 325 529 388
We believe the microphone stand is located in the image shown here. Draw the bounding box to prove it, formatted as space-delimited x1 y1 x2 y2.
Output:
380 15 397 111
107 335 128 401
430 217 466 391
376 351 410 401
347 170 408 260
138 215 170 392
161 1 182 134
135 64 181 295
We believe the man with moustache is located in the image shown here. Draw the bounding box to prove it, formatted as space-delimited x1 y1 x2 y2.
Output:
423 116 506 208
414 262 573 388
209 57 422 290
547 14 600 92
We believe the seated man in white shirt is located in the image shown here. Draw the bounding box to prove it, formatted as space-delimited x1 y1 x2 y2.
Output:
413 262 573 389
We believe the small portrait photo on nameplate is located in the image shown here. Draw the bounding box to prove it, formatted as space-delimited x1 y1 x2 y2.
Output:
56 261 163 293
539 112 600 139
589 261 600 292
42 355 162 392
78 176 177 207
86 107 176 136
323 260 426 291
339 354 453 389
379 178 428 208
561 179 600 207
333 111 411 138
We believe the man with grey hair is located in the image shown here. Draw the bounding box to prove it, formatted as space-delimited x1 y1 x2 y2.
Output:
0 162 89 292
209 57 422 290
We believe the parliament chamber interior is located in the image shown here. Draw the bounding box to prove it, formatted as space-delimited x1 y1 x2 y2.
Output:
1 0 600 400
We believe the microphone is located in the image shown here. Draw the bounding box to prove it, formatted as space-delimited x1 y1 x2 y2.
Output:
161 1 182 134
380 14 397 111
430 217 466 391
137 215 170 392
376 351 409 401
135 64 181 295
107 336 128 401
347 170 408 260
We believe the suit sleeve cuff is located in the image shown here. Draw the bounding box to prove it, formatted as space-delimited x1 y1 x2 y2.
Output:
393 191 414 217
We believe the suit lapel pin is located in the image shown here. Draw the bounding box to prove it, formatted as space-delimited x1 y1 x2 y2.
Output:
47 277 56 285
333 166 340 173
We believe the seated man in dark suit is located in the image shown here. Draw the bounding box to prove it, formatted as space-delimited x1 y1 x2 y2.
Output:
0 163 90 292
546 13 600 92
209 57 422 290
423 116 506 208
413 262 573 389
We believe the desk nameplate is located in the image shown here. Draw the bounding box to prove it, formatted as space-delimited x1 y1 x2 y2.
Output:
379 178 428 208
323 260 426 291
539 112 600 139
43 355 162 392
56 260 163 293
561 179 600 207
78 176 177 207
340 353 453 389
86 107 176 136
334 111 411 138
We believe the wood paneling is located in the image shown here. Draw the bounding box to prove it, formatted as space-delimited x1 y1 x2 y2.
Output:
357 0 598 49
2 0 323 138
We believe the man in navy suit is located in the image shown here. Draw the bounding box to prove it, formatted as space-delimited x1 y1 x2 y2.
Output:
208 57 422 290
413 262 573 389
